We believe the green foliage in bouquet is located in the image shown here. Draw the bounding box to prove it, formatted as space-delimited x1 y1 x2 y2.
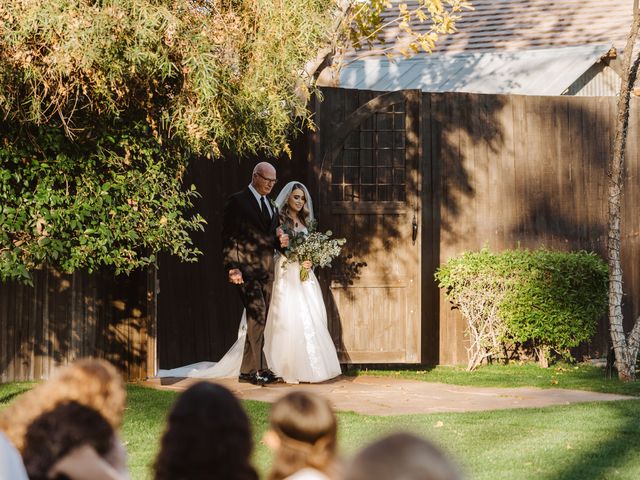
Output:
282 221 346 281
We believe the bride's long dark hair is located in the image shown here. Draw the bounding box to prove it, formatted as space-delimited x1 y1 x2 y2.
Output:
279 182 311 228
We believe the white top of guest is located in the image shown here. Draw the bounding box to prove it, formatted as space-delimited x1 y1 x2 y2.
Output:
285 468 331 480
0 431 28 480
248 183 273 217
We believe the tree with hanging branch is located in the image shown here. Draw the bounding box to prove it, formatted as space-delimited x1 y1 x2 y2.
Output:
0 0 470 283
607 0 640 381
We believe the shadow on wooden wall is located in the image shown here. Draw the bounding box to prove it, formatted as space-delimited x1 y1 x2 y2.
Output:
431 94 639 364
0 266 153 381
3 94 637 379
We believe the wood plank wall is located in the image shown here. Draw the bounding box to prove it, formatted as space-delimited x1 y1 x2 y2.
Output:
3 92 638 377
0 267 152 381
428 93 639 364
154 91 640 369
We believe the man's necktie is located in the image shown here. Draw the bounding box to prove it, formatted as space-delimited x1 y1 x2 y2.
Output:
260 196 271 224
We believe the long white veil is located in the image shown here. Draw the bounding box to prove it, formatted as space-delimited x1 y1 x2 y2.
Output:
274 181 314 223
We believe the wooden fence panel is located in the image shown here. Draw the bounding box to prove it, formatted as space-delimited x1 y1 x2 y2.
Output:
431 93 639 364
622 99 640 329
0 268 152 381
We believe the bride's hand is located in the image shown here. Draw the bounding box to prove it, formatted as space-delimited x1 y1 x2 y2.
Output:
302 260 312 269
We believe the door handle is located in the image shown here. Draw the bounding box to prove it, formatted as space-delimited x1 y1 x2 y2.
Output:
412 215 418 244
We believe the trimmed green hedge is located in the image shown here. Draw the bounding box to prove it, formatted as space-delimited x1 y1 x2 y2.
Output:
436 248 608 369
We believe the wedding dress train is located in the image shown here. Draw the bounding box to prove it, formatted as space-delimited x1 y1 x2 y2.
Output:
157 311 247 379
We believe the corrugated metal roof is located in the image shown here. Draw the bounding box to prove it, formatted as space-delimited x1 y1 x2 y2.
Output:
347 0 634 57
337 45 613 95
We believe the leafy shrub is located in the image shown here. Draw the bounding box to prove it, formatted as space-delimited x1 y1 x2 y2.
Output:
436 248 608 370
499 249 608 367
435 249 512 371
0 123 205 282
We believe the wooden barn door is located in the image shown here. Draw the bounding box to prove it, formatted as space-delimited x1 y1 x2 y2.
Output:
317 89 422 363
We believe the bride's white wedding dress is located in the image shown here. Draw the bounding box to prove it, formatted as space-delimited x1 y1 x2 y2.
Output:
263 224 342 383
159 183 341 383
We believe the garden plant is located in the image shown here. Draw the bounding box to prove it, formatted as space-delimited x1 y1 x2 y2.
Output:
436 248 608 370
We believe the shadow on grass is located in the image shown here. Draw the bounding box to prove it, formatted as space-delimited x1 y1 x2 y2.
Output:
548 401 640 480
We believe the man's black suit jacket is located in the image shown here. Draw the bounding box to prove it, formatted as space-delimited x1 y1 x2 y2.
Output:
222 187 280 283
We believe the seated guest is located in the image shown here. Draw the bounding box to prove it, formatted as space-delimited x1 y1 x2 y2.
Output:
22 401 127 480
0 358 126 454
264 391 339 480
154 382 258 480
343 433 463 480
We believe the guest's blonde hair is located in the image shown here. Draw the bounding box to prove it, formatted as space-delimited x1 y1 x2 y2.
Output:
268 391 337 480
0 358 125 453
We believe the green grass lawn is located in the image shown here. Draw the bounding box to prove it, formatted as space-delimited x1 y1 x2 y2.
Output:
122 386 640 480
2 364 640 480
346 362 640 396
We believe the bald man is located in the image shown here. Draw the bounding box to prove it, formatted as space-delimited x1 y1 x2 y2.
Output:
222 162 287 385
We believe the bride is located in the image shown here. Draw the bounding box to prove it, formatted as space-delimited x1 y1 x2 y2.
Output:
159 181 341 384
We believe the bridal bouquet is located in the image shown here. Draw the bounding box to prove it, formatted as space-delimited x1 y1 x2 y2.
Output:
282 221 346 281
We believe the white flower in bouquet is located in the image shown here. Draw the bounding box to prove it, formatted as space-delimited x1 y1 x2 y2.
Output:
283 221 346 281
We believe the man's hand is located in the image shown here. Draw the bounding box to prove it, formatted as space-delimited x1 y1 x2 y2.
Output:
276 227 289 248
228 268 243 284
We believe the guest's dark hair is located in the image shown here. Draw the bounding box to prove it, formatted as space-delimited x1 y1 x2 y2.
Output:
22 401 115 480
279 183 310 227
343 433 462 480
154 382 258 480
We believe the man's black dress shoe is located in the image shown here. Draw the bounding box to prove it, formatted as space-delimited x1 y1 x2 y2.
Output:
238 373 256 384
258 370 284 385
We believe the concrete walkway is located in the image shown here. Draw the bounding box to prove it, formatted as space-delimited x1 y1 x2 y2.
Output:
145 375 634 416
